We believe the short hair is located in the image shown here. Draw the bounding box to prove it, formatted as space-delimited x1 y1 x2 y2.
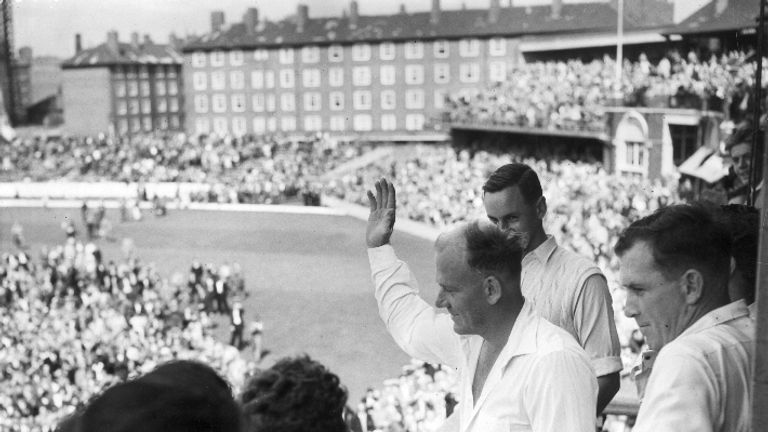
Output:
76 361 241 432
240 355 347 432
463 220 526 280
614 204 731 292
718 204 759 303
726 120 764 152
482 163 543 204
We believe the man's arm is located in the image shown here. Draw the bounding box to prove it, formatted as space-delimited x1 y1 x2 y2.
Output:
367 179 462 368
573 273 622 413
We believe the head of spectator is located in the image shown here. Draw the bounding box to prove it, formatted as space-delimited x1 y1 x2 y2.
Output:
240 355 347 432
71 360 240 432
718 204 759 304
726 120 764 187
434 220 527 338
482 163 547 253
615 204 731 351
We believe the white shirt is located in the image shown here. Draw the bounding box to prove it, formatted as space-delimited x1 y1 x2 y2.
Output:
369 245 598 432
633 300 755 432
521 236 622 377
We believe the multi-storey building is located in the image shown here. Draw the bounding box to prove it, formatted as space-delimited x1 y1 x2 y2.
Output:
61 32 184 135
182 0 672 137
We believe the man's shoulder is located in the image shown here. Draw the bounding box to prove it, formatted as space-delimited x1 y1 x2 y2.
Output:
531 314 588 357
548 245 600 271
657 316 755 365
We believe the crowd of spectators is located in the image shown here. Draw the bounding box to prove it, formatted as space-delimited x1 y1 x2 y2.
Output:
447 50 767 132
0 235 252 431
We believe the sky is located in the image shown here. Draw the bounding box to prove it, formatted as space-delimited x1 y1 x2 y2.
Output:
15 0 709 58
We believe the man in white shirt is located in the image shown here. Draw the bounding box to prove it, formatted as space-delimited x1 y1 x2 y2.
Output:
616 204 755 432
482 163 622 413
366 179 597 432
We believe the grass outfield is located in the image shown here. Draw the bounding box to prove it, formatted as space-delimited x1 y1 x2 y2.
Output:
0 206 440 404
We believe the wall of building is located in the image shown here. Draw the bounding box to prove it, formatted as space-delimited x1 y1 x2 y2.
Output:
62 67 111 135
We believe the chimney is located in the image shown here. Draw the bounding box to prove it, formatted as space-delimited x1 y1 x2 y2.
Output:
350 0 359 28
211 11 225 32
489 0 501 23
106 30 119 54
430 0 440 25
131 32 140 49
297 4 309 33
75 33 82 54
243 8 259 36
143 34 152 46
551 0 562 19
168 32 181 50
399 4 406 14
714 0 728 17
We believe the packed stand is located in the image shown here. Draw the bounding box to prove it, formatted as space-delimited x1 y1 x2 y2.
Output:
0 235 254 431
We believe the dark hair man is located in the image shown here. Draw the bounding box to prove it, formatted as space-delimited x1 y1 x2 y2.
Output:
482 163 621 413
615 204 755 432
726 121 764 208
240 355 348 432
366 178 597 432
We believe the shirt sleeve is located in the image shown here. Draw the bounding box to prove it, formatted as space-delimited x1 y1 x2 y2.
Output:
524 350 598 432
632 347 716 432
572 273 623 376
368 245 463 368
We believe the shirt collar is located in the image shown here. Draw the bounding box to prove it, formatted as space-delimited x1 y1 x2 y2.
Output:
524 235 557 264
500 303 540 360
679 299 750 339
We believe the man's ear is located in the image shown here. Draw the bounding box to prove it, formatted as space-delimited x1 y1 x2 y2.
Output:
484 276 502 305
535 196 547 220
679 269 704 304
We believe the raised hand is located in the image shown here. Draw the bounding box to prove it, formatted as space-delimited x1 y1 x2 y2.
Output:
366 178 396 248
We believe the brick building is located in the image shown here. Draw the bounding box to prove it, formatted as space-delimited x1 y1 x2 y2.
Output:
61 32 184 135
182 0 673 138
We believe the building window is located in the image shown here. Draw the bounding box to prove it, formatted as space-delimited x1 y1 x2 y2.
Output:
251 71 264 89
353 114 372 131
170 115 179 129
158 116 168 130
167 68 177 79
304 92 321 111
459 39 480 57
380 90 396 110
267 117 277 132
301 46 320 63
192 51 206 67
115 81 126 97
155 81 167 96
229 50 244 65
266 94 276 112
118 119 129 134
230 71 245 89
459 63 480 83
212 94 227 113
352 43 371 61
302 69 321 88
405 65 424 85
304 115 322 132
253 117 266 133
489 61 506 82
140 81 150 96
280 93 295 111
405 114 425 131
211 71 226 90
193 72 207 90
404 41 423 59
129 100 139 115
128 81 138 97
265 71 275 89
279 69 295 88
380 65 396 86
380 42 396 60
669 124 698 166
353 66 371 86
353 90 372 110
330 116 346 131
213 117 228 135
328 44 343 62
489 37 506 56
329 92 344 111
405 89 425 109
329 68 344 87
279 47 294 64
195 117 210 134
139 66 149 79
157 99 167 113
254 49 269 61
142 116 152 131
156 67 166 78
116 100 127 115
168 81 178 95
281 116 297 132
232 117 247 135
624 141 647 168
434 63 450 84
434 90 446 109
231 94 246 112
131 118 141 132
210 50 225 66
169 98 179 112
381 114 397 131
252 94 265 112
433 40 449 58
141 98 151 114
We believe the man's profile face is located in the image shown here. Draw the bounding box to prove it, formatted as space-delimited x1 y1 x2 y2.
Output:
730 142 753 185
483 185 540 240
434 244 487 336
619 240 687 351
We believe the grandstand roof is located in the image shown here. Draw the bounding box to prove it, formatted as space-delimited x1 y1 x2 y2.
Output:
671 0 758 35
182 2 671 52
62 40 183 69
